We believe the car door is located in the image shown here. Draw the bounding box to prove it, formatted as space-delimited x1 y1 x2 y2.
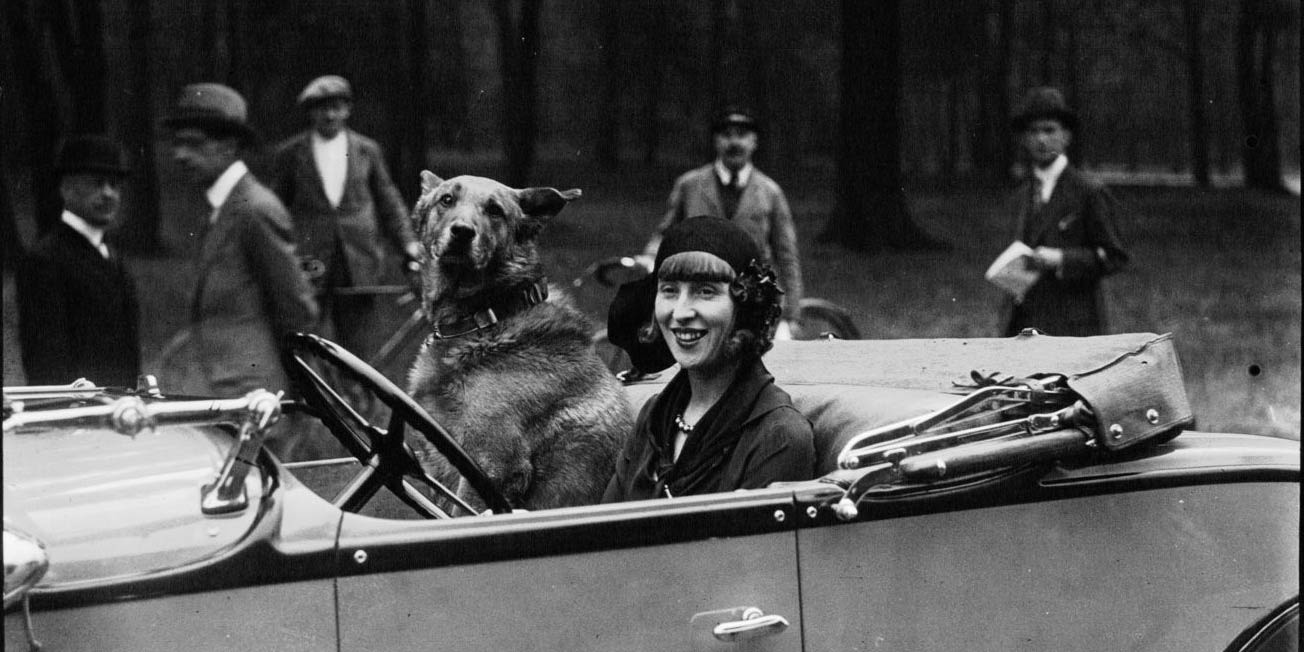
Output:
793 476 1299 651
336 488 803 651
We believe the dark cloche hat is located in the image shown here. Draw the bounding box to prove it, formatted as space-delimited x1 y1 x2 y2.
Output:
297 75 354 109
607 217 764 373
710 106 761 135
54 134 130 178
161 83 255 141
1011 86 1079 132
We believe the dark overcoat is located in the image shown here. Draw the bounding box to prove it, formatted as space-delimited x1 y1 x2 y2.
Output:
17 222 140 386
1002 166 1129 337
269 130 415 287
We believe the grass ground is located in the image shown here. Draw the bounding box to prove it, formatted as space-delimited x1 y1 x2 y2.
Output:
3 160 1298 440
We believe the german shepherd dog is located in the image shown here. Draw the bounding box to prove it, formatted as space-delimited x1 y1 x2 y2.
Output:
406 171 632 512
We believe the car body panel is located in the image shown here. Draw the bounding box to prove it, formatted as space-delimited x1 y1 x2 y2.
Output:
336 490 802 651
3 579 335 652
797 481 1298 651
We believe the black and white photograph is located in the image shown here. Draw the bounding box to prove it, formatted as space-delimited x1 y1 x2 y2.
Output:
2 1 1299 650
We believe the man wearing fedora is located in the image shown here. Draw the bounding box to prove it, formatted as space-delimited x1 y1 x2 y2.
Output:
17 134 140 386
1000 86 1129 337
642 106 804 338
269 75 420 357
162 82 318 407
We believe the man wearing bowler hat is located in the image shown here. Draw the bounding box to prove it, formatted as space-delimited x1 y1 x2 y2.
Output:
17 134 140 386
997 86 1129 337
642 106 804 338
162 82 318 408
270 75 421 357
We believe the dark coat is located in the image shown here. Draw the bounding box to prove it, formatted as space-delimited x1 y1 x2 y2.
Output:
187 172 319 397
17 222 140 386
602 373 815 502
269 130 416 288
1003 165 1129 337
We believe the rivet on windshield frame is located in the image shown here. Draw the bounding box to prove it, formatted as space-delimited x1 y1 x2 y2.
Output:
353 549 368 565
206 526 220 538
1145 409 1160 424
806 506 818 519
1109 424 1124 439
773 510 786 523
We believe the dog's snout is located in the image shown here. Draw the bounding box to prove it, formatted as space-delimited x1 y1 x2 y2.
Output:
449 223 476 241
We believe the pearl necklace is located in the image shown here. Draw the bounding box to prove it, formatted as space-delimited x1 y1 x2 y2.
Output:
674 412 695 433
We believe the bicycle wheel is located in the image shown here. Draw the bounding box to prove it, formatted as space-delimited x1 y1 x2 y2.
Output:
798 298 861 340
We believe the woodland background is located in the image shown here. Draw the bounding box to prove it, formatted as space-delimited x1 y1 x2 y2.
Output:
1 0 1300 438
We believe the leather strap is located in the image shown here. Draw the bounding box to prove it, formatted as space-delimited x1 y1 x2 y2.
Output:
429 279 549 340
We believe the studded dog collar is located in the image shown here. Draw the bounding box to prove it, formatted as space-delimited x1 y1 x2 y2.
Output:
428 279 550 340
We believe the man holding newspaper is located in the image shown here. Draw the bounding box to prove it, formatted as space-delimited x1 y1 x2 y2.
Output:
987 87 1129 337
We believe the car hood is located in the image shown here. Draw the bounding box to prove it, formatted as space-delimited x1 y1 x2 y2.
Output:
3 423 264 588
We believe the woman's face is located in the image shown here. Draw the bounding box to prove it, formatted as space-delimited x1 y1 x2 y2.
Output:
655 278 737 373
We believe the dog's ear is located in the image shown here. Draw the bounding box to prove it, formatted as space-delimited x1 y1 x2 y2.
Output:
518 187 581 219
420 170 445 195
516 187 581 239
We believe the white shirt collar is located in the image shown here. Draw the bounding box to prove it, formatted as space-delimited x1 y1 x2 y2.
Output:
1032 154 1069 201
61 210 106 249
714 161 753 187
205 160 249 216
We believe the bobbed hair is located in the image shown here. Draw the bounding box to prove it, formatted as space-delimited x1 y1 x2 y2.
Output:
638 250 783 364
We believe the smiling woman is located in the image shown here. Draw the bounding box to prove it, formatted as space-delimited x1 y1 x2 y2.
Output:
604 217 814 501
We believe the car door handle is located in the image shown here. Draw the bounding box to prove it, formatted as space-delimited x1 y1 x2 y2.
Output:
712 607 790 642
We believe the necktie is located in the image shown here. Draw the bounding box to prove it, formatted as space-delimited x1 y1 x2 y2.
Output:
1031 176 1046 213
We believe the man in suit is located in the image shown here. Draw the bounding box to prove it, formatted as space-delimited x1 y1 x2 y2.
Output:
1002 87 1129 337
270 75 420 357
162 82 319 402
18 135 140 386
642 107 804 338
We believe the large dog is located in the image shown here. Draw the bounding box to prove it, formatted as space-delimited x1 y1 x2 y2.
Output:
406 171 632 512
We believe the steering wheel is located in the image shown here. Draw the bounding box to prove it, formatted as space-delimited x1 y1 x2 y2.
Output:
282 332 512 518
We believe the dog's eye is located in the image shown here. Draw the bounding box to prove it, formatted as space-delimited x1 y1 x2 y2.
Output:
438 194 455 206
483 200 505 218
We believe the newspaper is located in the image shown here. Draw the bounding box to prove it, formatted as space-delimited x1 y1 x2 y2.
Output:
985 241 1041 300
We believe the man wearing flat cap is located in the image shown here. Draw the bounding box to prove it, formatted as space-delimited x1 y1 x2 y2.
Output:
162 82 319 409
17 134 140 386
270 75 421 358
997 86 1129 337
642 106 805 338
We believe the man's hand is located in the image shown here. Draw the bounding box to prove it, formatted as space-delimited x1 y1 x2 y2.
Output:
403 242 424 296
1027 246 1064 271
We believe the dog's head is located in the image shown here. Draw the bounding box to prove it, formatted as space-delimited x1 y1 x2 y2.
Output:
412 171 580 309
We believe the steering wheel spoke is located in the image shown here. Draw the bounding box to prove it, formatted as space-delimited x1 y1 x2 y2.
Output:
283 333 512 518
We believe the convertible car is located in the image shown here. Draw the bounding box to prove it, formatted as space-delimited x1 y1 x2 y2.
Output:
3 331 1298 652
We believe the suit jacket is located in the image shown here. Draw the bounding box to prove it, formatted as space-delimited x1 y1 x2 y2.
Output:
269 130 416 288
648 164 804 320
17 222 140 386
1002 165 1129 337
189 172 319 397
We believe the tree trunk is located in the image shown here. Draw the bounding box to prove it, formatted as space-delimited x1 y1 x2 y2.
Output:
430 0 472 151
1236 0 1285 192
118 0 161 253
1184 0 1211 187
6 0 66 236
821 0 943 251
403 0 430 191
493 0 541 186
595 0 623 168
46 0 108 132
638 2 667 165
